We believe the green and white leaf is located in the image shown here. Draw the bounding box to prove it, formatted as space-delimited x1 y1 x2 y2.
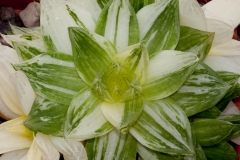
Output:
129 0 154 12
13 39 46 62
191 119 234 146
41 0 95 54
14 53 86 105
202 142 237 160
175 26 214 61
178 0 207 31
10 23 41 36
114 42 149 84
170 63 230 116
95 0 140 51
137 0 180 57
1 34 29 47
24 96 68 136
69 27 117 85
143 50 198 101
86 129 137 160
130 98 194 155
101 97 143 134
64 87 113 141
137 143 180 160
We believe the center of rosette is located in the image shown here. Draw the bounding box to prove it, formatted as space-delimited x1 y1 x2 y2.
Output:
91 62 142 103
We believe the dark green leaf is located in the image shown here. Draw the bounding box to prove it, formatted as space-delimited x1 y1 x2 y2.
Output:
129 0 154 12
193 106 221 119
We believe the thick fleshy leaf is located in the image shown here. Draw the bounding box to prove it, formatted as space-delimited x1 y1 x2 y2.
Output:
95 0 140 51
194 106 221 119
203 0 240 28
27 140 42 160
67 0 102 22
50 136 87 160
170 63 230 116
0 129 32 154
86 129 137 160
13 40 46 62
137 143 179 160
24 96 68 136
0 97 19 120
209 40 240 56
175 26 214 61
206 18 234 47
64 87 113 140
0 60 24 116
178 0 207 31
41 0 95 54
69 27 116 85
204 56 240 75
129 0 154 12
34 133 60 160
0 116 32 139
101 97 143 133
192 119 234 146
10 71 36 115
143 50 198 101
130 98 194 155
0 149 28 160
14 53 86 105
0 44 19 64
114 42 149 84
202 142 237 160
137 0 180 57
215 71 240 111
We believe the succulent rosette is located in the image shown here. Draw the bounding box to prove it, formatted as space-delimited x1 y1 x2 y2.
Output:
1 0 240 159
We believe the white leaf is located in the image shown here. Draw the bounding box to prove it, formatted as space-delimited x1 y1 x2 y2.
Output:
0 129 32 154
203 0 240 28
0 97 19 120
179 0 207 31
1 34 28 47
206 18 234 46
34 133 60 160
27 140 42 160
0 149 28 160
0 44 19 64
209 40 240 56
50 136 87 160
10 71 36 115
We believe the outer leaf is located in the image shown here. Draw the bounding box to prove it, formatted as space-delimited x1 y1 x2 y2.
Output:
0 116 32 139
95 0 140 51
191 119 234 146
27 141 42 160
137 0 180 58
0 129 32 154
0 60 24 116
129 0 154 12
34 133 60 160
130 98 194 155
202 142 237 160
0 97 19 120
0 149 28 160
1 34 28 47
24 96 68 136
209 39 240 56
0 43 20 64
50 136 87 160
143 50 198 101
101 97 143 134
178 0 207 31
14 53 86 105
203 0 240 28
175 26 214 61
114 42 149 84
69 27 116 85
13 40 46 62
137 143 179 160
10 23 41 36
41 0 95 54
170 63 230 116
86 129 137 160
10 71 36 115
64 87 113 140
